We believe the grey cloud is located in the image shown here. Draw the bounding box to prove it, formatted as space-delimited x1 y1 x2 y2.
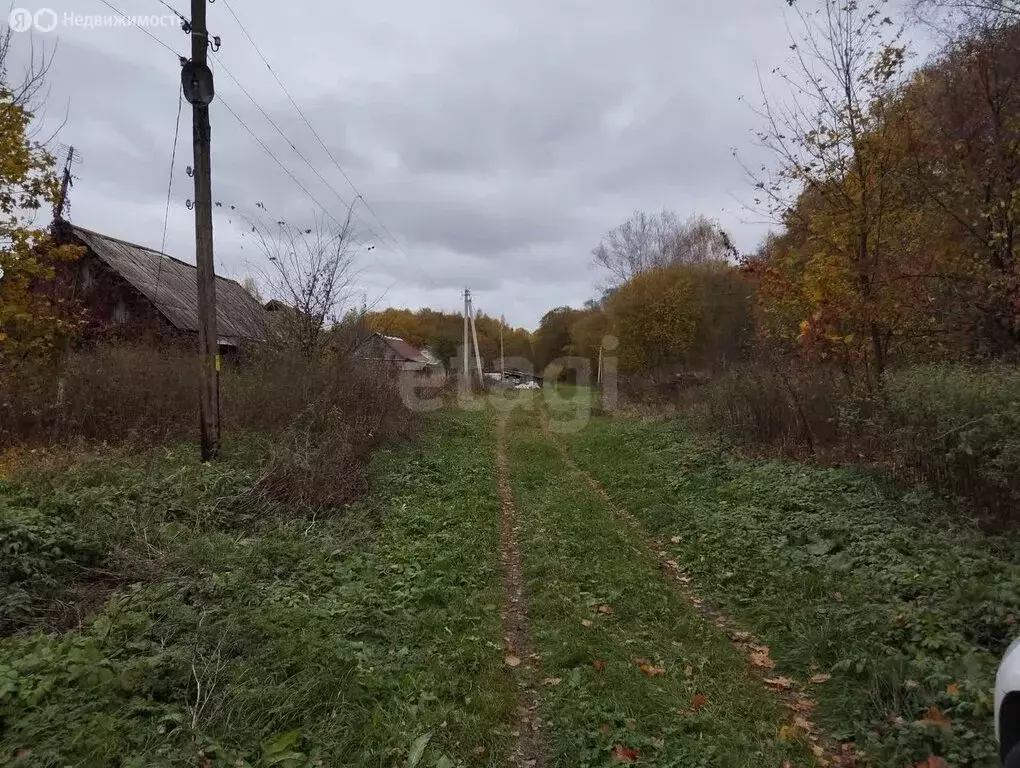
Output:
10 0 826 327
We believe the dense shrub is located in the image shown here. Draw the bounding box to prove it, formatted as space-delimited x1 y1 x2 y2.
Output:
0 500 101 632
877 365 1020 524
679 363 850 455
0 345 198 444
245 359 416 515
0 344 416 518
671 361 1020 527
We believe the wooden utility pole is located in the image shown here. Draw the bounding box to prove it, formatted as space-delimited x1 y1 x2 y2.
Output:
187 0 220 460
499 314 505 380
463 289 471 392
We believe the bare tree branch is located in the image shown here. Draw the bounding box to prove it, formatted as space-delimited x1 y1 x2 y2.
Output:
249 204 360 358
591 210 736 285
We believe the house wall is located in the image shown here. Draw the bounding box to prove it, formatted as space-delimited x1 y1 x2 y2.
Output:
56 254 187 347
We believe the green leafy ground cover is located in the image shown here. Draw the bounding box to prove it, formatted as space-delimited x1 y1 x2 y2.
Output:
1 413 515 767
567 415 1018 766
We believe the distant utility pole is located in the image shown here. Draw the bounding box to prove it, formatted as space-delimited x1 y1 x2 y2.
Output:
463 288 471 392
183 0 220 460
499 314 505 380
470 307 484 383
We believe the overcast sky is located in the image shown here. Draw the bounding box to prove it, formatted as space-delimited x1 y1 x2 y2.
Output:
9 0 929 328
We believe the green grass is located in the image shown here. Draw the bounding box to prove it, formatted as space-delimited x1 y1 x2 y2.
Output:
6 388 1007 767
566 416 1015 766
505 406 814 767
0 412 516 767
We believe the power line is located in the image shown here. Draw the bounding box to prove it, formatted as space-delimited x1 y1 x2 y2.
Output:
206 55 433 287
209 51 387 242
154 0 189 27
216 94 350 231
95 0 186 58
155 85 184 305
218 0 428 278
114 0 435 289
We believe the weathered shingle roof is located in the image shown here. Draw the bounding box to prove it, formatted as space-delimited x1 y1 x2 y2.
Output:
381 335 427 363
71 225 267 344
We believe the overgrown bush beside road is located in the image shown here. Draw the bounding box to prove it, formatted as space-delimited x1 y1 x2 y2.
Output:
1 344 413 470
0 342 416 630
676 362 1020 528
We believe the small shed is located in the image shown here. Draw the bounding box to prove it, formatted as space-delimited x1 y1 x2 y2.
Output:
56 223 267 348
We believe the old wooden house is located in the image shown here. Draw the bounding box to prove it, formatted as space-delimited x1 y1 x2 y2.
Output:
55 223 267 349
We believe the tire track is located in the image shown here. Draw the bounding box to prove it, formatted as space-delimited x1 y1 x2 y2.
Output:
495 414 547 768
542 418 859 768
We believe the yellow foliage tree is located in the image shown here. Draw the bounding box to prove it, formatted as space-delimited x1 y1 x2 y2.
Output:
608 265 700 376
0 89 82 365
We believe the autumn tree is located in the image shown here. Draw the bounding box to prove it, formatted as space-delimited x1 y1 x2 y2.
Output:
533 307 584 374
912 0 1020 26
607 266 701 377
591 210 736 287
568 303 610 374
0 33 82 366
747 0 911 381
364 307 532 371
894 21 1020 354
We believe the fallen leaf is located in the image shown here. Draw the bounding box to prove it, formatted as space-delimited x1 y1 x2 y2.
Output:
904 679 919 690
731 631 752 642
946 682 961 696
1007 614 1017 626
833 591 844 602
542 677 562 686
810 673 831 684
650 737 664 749
691 694 707 712
764 676 794 690
581 619 594 628
473 746 485 755
793 715 813 731
611 745 640 763
748 645 775 670
13 750 32 760
778 725 795 741
920 707 952 730
625 718 637 731
593 659 607 672
637 660 665 677
790 697 818 713
505 655 521 668
599 723 612 735
670 536 682 544
683 665 694 678
914 758 949 768
811 744 825 758
598 605 614 616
